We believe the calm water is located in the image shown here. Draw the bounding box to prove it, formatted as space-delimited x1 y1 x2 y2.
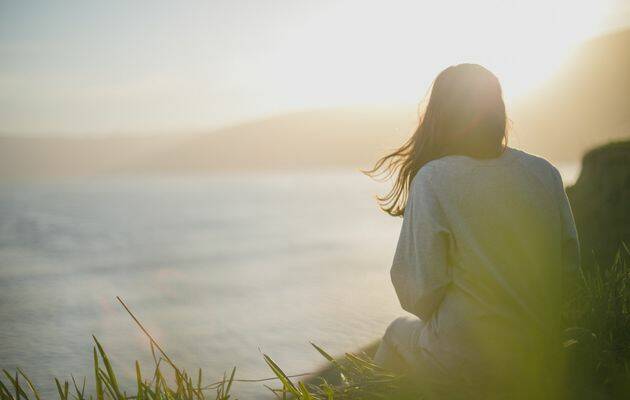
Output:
0 166 579 398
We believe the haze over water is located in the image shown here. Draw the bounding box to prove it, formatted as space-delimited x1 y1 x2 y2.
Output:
0 166 578 398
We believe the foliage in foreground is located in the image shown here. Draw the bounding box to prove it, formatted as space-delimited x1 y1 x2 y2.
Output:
0 296 409 400
562 244 630 398
1 246 629 400
0 331 407 400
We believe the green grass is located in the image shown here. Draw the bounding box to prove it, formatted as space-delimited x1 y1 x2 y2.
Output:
2 246 629 399
562 244 630 398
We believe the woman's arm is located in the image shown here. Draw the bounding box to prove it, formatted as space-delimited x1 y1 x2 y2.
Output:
390 169 452 321
552 168 580 275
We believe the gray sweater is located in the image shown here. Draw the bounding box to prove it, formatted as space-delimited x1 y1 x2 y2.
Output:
390 146 580 381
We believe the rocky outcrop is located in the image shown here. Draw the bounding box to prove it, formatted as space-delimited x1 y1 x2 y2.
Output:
567 140 630 268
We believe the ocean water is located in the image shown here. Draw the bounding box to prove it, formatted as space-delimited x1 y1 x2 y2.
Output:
0 166 579 398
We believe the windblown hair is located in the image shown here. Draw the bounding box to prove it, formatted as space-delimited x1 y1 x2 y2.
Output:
365 63 508 216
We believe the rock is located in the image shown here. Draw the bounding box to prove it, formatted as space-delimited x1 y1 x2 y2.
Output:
566 140 630 268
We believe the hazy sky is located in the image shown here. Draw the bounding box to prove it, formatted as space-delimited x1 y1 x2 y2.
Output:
1 0 628 136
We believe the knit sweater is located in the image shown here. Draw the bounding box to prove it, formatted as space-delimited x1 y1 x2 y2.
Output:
390 146 580 386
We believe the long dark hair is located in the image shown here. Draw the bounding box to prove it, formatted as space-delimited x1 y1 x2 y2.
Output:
365 63 508 217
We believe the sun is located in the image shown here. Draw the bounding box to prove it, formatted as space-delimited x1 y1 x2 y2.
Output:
273 0 615 108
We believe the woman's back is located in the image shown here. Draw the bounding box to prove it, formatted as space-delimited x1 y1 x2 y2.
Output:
389 147 579 396
415 147 570 327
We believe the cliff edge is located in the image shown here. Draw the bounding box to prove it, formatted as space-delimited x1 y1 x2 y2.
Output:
567 140 630 268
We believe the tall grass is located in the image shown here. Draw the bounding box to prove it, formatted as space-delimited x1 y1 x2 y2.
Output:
0 296 405 400
2 246 629 399
563 244 630 398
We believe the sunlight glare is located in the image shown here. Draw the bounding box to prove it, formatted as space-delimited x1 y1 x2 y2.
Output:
275 0 614 107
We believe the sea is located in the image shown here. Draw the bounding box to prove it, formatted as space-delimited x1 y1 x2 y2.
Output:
0 165 579 398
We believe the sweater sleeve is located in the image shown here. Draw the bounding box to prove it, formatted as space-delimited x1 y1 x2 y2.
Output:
390 169 452 321
552 168 580 275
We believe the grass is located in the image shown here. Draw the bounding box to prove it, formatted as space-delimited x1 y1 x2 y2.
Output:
1 245 629 399
562 244 630 398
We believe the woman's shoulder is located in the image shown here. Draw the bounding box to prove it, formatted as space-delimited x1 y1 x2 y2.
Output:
509 147 555 167
413 147 563 190
410 156 465 193
508 147 563 181
422 147 559 174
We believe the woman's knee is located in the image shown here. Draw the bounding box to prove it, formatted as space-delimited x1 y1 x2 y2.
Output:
385 316 411 336
383 316 420 346
377 316 425 374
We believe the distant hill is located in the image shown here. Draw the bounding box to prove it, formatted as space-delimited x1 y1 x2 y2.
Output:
0 106 415 178
124 106 416 173
1 29 628 179
511 28 630 160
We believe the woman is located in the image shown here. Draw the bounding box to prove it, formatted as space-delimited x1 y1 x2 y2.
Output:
367 64 580 399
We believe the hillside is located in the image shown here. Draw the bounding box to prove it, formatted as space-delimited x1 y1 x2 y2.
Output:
511 28 630 160
0 106 414 178
1 29 628 179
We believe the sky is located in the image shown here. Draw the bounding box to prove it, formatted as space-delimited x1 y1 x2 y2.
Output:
1 0 628 136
